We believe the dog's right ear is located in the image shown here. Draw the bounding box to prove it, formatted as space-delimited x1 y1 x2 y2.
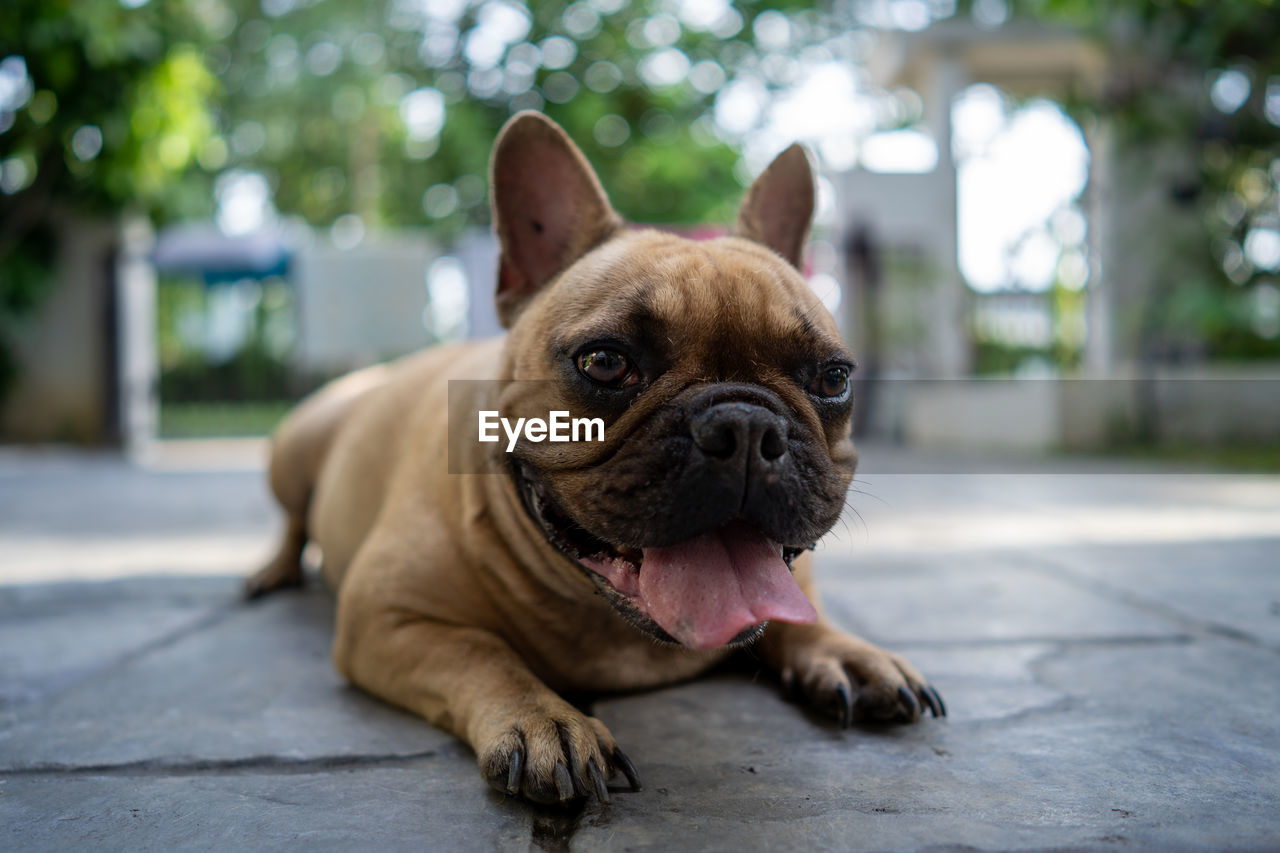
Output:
489 111 623 327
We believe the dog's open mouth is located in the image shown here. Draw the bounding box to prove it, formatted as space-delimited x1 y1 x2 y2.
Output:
515 466 818 650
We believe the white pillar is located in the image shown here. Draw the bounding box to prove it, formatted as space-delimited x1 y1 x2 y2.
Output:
1083 120 1115 376
116 215 158 459
926 48 970 377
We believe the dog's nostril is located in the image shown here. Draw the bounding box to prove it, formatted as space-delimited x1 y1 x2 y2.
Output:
694 421 738 459
759 426 786 461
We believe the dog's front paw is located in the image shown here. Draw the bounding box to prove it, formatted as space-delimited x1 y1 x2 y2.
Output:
779 629 946 727
477 705 641 805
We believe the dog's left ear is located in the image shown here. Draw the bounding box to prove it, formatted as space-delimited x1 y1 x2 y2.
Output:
490 111 624 327
734 144 815 269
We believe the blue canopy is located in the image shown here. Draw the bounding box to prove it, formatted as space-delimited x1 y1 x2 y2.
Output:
151 224 292 284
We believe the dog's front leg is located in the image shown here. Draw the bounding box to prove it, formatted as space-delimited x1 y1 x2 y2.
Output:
756 554 946 726
332 593 639 804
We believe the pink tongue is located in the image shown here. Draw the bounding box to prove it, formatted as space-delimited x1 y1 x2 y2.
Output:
638 521 817 650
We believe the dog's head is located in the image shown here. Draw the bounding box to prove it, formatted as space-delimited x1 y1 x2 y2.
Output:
488 112 856 650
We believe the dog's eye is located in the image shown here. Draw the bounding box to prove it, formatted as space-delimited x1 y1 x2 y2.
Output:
577 349 636 387
810 365 850 399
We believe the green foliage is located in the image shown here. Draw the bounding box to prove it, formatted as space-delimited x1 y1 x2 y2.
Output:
159 400 292 438
0 0 222 219
8 0 1274 419
1 0 809 406
971 280 1087 376
1 0 223 400
156 275 303 404
210 0 764 235
1010 0 1280 360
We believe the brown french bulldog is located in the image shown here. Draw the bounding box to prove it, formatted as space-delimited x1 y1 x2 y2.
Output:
248 111 944 805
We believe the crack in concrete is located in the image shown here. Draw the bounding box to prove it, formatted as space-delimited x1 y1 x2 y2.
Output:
822 590 1196 653
2 748 455 778
1013 549 1277 654
883 634 1194 650
2 600 245 713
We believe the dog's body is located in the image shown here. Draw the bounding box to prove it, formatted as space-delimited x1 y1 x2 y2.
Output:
271 333 724 693
251 113 942 804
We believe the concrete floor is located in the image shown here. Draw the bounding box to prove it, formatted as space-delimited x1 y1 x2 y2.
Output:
2 443 1279 851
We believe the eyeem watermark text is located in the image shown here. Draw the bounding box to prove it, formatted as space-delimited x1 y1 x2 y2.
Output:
479 410 605 452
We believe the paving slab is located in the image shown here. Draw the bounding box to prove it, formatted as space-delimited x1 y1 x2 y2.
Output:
0 577 234 709
2 447 1279 851
832 468 1280 556
0 584 443 770
0 450 277 583
0 450 274 539
1 764 528 853
4 569 1278 851
1027 538 1280 647
578 637 1280 852
814 550 1184 646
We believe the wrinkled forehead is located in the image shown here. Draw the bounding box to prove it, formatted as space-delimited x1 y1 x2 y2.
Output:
546 231 844 355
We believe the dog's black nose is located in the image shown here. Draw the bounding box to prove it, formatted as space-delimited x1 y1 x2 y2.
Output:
691 402 788 466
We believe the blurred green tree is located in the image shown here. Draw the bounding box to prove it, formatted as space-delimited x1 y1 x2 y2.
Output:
1019 0 1280 359
0 0 222 396
209 0 804 234
2 0 829 405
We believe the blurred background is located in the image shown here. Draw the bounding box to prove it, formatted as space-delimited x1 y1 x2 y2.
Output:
1 0 1278 462
6 9 1280 843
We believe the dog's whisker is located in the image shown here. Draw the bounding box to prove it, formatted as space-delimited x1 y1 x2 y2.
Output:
846 487 888 507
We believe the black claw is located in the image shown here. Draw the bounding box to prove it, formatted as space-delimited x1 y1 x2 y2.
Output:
612 747 642 792
925 685 947 718
558 724 591 799
553 762 574 801
506 744 524 794
587 757 610 804
897 685 921 721
835 682 853 729
565 749 589 798
920 686 942 718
